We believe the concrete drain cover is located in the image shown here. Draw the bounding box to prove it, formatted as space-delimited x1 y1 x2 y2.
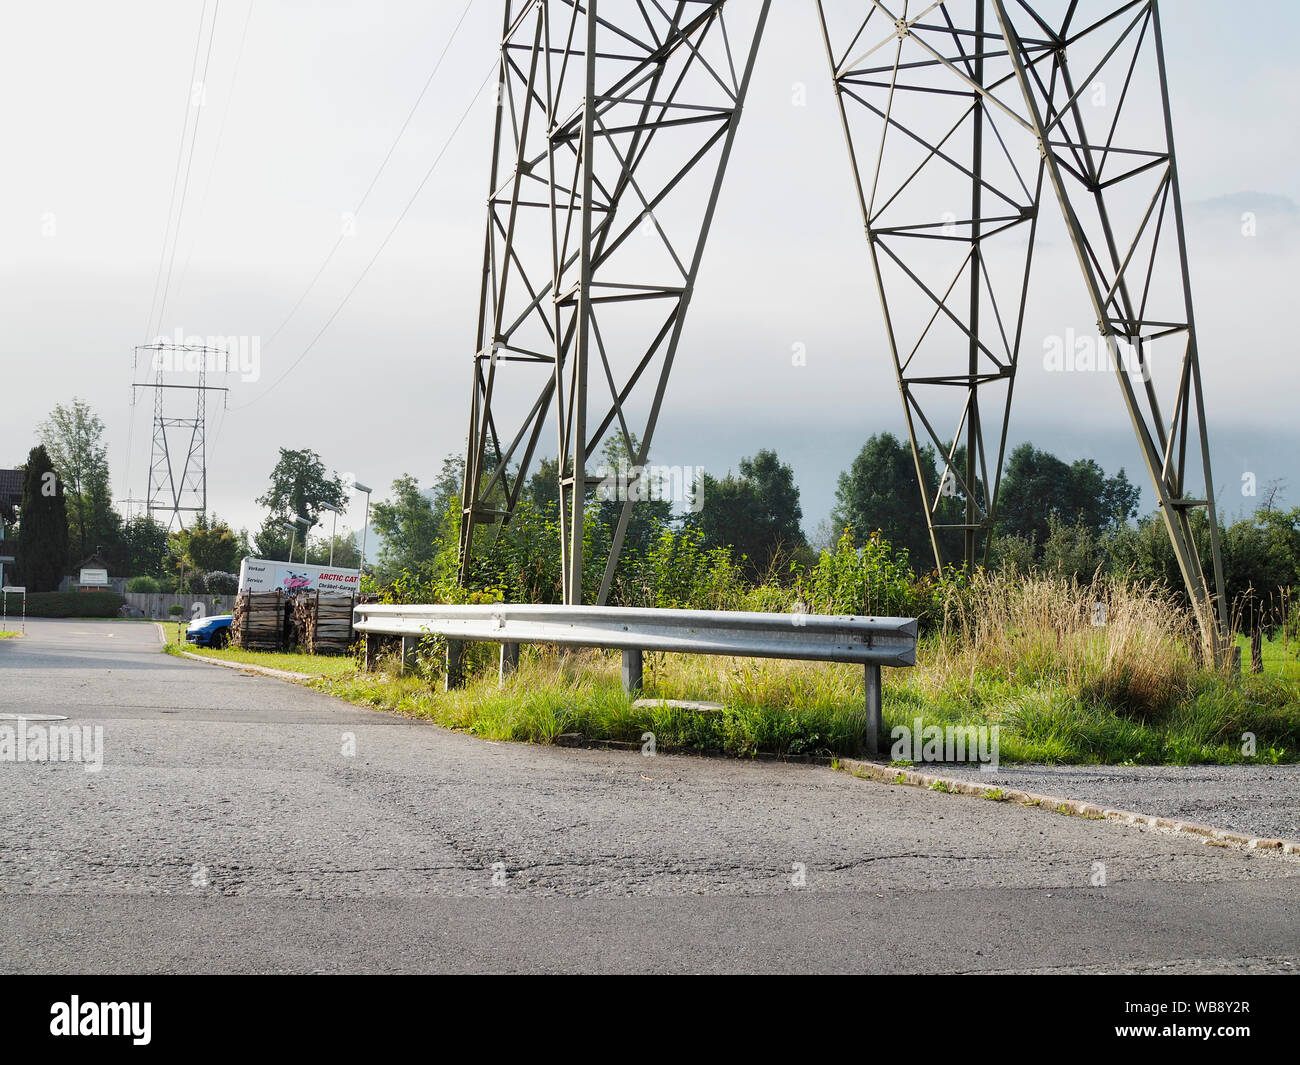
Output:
632 699 724 713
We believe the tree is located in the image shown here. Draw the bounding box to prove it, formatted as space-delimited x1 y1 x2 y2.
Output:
831 432 946 569
184 514 243 573
594 434 673 556
1039 517 1105 582
371 475 445 580
17 446 69 591
253 517 294 562
526 456 561 510
429 453 465 519
256 448 346 531
118 515 170 578
39 399 116 561
308 529 362 570
1106 508 1300 632
998 444 1139 548
1219 508 1300 628
688 449 805 579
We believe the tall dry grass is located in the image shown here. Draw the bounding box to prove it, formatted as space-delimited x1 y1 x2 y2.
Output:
925 569 1199 717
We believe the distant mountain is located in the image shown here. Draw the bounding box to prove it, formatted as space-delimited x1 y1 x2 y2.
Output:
1186 191 1299 216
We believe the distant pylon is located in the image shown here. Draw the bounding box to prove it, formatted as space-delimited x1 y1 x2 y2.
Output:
132 343 230 531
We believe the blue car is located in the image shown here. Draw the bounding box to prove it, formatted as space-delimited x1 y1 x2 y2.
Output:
186 613 233 648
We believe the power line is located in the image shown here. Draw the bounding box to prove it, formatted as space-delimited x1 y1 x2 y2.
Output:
152 0 222 341
228 57 496 411
129 0 214 504
173 0 256 307
258 0 475 354
140 0 210 348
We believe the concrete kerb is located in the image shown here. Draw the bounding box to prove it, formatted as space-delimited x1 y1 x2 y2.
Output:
156 621 314 681
173 649 315 682
837 757 1300 860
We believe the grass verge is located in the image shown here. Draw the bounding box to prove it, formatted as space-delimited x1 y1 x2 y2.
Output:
161 628 357 680
315 641 1298 764
158 573 1300 764
319 648 863 759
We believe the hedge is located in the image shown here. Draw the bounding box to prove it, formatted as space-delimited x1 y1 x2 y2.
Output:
18 592 126 618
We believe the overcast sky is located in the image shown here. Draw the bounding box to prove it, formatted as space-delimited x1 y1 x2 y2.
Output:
2 0 1297 545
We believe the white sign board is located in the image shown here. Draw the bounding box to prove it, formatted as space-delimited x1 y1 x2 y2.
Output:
237 558 361 597
2 586 24 593
80 568 109 586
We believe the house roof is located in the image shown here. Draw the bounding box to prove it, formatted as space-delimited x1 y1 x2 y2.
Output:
77 549 112 574
0 469 21 506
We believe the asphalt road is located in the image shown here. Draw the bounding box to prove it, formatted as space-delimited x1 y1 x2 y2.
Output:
940 764 1300 843
1 619 1297 974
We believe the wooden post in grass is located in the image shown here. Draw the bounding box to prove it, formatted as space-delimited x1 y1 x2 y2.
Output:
864 663 884 759
400 635 418 675
363 634 378 672
1250 627 1263 674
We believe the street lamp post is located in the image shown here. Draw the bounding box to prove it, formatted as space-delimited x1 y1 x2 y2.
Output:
298 516 313 564
281 522 300 564
283 517 311 564
352 482 373 574
320 503 342 567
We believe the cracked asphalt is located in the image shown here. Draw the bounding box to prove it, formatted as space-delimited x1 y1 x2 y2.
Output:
1 618 1298 974
939 764 1300 843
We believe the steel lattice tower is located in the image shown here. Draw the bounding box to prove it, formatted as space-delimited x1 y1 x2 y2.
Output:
458 0 771 606
133 343 229 531
818 0 1227 656
819 0 1053 571
458 0 1228 660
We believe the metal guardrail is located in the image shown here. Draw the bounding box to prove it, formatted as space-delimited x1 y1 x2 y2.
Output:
353 603 918 756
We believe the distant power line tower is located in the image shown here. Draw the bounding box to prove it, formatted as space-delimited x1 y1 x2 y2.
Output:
132 343 229 531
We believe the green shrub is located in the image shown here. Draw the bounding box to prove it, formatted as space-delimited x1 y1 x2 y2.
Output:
127 576 161 594
613 527 747 609
24 592 125 618
204 571 239 594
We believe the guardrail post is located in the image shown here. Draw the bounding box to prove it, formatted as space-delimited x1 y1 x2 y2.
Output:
864 663 885 758
447 639 465 691
499 641 519 683
363 634 378 673
400 636 418 675
622 648 643 694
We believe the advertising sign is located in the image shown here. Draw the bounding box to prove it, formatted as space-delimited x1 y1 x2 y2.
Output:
237 558 361 596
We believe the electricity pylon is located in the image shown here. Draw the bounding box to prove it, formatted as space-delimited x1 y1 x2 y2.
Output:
458 0 771 605
457 0 1228 661
133 343 229 532
817 0 1227 659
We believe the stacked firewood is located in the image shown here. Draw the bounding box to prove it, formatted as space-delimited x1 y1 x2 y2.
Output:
231 590 286 651
292 591 356 655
